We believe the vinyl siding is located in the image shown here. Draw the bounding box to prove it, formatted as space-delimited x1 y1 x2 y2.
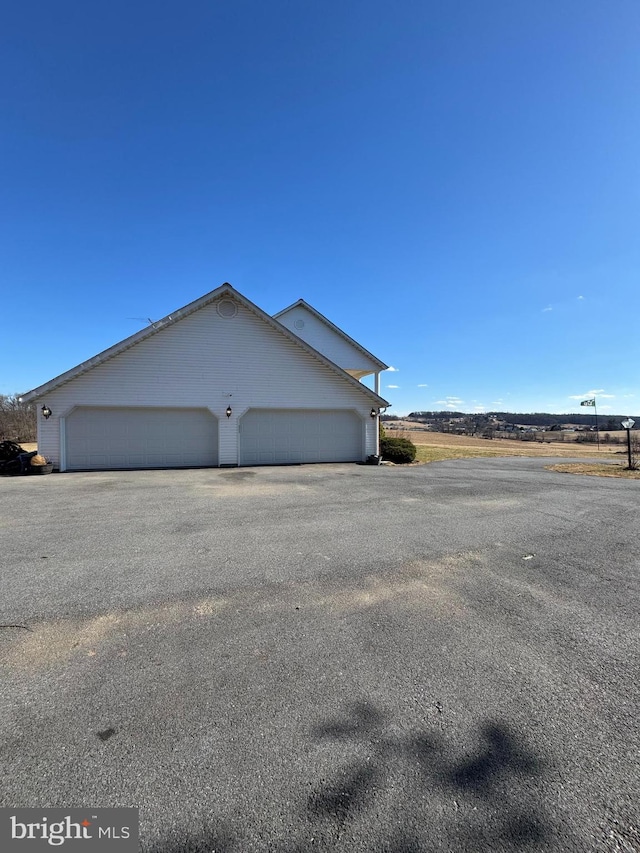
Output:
36 298 378 468
276 306 380 375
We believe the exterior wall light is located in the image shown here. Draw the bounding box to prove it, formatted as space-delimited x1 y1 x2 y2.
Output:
226 406 232 418
370 408 377 418
41 405 52 419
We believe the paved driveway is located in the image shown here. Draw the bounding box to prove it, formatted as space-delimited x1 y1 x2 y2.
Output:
1 460 638 852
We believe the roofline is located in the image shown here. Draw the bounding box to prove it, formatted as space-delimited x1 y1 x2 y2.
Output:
21 284 389 409
273 299 389 371
21 283 234 402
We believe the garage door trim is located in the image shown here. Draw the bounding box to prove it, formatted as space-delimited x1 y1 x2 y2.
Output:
238 407 364 466
63 406 219 471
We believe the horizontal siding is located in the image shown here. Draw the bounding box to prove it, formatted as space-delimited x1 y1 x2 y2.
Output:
277 306 380 374
38 410 59 465
36 298 378 467
365 417 377 457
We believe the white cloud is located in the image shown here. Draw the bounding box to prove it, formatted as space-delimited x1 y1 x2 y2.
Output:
385 366 399 372
417 383 428 387
473 406 486 412
577 295 584 300
569 389 608 400
542 306 553 312
435 397 464 409
387 384 399 389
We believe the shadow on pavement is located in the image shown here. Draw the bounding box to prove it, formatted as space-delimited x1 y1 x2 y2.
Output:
147 700 560 852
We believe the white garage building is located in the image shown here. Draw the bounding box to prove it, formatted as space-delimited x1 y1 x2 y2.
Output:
21 284 389 471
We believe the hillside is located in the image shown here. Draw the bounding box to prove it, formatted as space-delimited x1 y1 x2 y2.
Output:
393 411 637 430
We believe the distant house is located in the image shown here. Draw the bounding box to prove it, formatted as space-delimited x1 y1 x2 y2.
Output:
21 284 389 471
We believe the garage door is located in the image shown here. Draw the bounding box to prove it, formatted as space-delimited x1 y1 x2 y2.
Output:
239 409 363 465
65 407 218 470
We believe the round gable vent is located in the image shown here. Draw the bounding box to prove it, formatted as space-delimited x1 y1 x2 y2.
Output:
294 319 305 329
217 299 238 318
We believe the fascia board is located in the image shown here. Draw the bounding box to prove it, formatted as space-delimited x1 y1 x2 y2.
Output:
22 284 390 409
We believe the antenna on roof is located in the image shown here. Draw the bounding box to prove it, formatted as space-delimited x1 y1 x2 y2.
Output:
127 317 157 327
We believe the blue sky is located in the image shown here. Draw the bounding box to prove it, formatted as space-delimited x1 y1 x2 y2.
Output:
2 1 639 416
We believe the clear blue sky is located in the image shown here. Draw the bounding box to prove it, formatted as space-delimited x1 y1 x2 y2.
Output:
3 1 639 416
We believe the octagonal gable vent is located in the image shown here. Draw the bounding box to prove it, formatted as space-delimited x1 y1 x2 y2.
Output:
294 319 305 329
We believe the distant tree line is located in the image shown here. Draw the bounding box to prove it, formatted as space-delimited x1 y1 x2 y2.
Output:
406 411 635 429
0 395 36 442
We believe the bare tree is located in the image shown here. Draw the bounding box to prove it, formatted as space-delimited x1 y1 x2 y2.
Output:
0 395 37 442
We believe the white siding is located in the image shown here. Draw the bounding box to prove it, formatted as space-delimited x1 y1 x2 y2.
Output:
38 408 60 465
276 306 380 375
36 298 378 468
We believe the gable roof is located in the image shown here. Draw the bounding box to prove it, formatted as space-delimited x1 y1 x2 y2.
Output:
273 299 388 371
20 284 390 408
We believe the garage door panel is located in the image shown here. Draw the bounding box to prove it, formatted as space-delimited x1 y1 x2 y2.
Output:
66 407 218 470
239 409 362 466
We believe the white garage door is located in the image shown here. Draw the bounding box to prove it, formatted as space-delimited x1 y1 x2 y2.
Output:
65 407 218 470
239 409 363 466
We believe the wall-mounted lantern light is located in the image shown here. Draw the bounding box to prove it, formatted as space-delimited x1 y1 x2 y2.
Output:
41 405 52 420
226 406 232 418
370 407 377 418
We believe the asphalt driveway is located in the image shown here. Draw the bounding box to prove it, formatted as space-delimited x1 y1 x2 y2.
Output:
1 459 639 852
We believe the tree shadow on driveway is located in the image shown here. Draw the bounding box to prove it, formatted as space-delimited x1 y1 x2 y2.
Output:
300 701 551 851
146 699 565 852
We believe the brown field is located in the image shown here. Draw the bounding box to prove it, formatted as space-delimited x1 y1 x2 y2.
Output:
385 424 624 465
546 462 640 479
